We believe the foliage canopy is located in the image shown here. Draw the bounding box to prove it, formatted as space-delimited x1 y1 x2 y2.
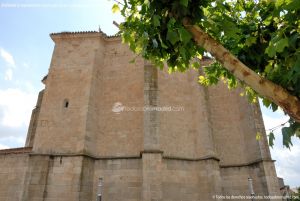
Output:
113 0 300 148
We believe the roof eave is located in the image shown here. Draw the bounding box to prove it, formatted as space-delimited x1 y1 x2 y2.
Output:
50 31 121 42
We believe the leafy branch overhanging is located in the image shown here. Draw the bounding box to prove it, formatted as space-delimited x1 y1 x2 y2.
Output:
112 0 300 148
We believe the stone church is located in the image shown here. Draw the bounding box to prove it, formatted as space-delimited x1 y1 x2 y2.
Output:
0 30 281 201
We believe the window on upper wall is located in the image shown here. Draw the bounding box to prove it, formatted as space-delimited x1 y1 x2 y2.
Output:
63 99 69 108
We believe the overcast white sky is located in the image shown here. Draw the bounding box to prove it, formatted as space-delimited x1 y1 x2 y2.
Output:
0 0 299 189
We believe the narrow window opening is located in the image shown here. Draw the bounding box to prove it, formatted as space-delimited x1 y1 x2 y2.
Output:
63 99 69 108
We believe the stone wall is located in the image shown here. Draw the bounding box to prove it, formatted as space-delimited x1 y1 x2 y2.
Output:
158 68 216 158
25 90 44 147
0 154 280 201
162 158 222 201
93 40 144 157
220 161 280 199
207 83 272 166
0 153 29 201
32 34 102 154
0 31 281 201
93 158 142 201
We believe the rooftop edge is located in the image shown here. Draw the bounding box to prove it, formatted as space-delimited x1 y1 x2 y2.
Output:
50 29 121 41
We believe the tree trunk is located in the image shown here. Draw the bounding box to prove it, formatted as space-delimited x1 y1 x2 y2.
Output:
183 19 300 122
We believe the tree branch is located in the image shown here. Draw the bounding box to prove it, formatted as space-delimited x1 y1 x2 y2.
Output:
182 18 300 122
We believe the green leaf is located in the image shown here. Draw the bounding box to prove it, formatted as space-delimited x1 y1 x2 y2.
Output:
180 0 189 7
199 75 208 86
282 127 293 148
292 57 300 72
245 36 257 47
263 15 273 26
153 15 160 27
262 98 272 108
265 36 289 57
264 61 274 74
222 20 240 39
192 62 200 69
275 0 285 8
285 0 300 10
289 33 299 49
274 37 289 53
112 4 120 13
167 29 179 45
167 18 176 29
179 46 187 60
265 42 277 57
178 27 192 44
268 132 275 148
271 102 278 112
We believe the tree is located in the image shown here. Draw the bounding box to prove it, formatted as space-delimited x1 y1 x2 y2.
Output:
112 0 300 148
291 187 300 201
